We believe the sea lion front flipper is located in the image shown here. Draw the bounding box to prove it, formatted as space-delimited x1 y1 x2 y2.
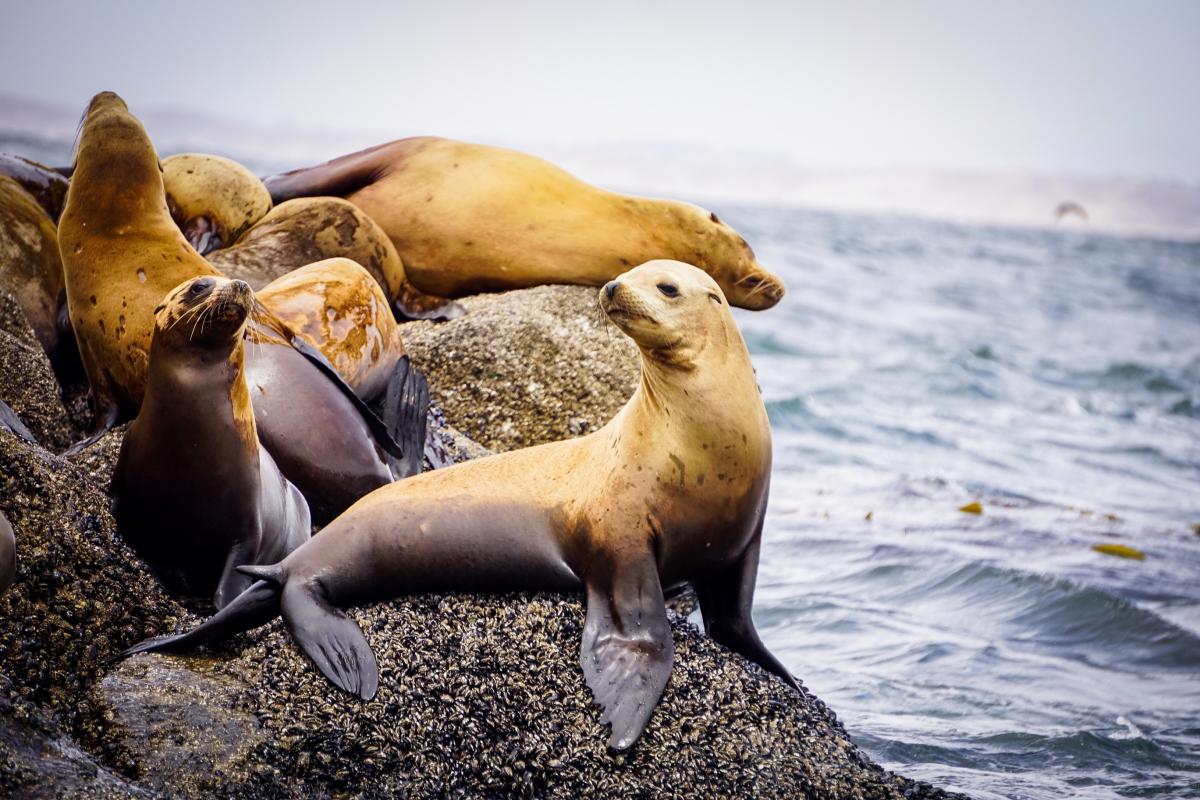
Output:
0 400 36 444
580 551 674 751
392 286 466 323
270 311 408 461
280 578 379 701
376 355 430 478
695 522 800 692
213 540 259 610
64 394 120 455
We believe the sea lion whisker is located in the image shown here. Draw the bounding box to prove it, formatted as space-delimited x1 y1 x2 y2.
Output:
170 301 206 332
189 303 214 341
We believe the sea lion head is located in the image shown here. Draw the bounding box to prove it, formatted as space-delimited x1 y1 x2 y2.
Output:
671 203 785 311
163 154 272 254
153 275 254 351
601 259 741 369
66 92 166 226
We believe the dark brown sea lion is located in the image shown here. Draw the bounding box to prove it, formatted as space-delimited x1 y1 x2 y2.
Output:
57 92 419 522
0 154 70 222
113 276 311 608
124 260 798 750
161 153 272 254
0 175 72 376
0 510 13 598
264 137 786 311
207 196 463 321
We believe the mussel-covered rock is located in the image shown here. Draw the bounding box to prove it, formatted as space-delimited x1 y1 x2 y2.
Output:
401 285 640 452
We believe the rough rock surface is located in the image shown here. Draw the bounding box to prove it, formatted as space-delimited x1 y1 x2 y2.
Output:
0 285 962 799
401 285 640 452
0 292 75 450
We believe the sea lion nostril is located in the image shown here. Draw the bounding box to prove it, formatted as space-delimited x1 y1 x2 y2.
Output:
605 281 619 300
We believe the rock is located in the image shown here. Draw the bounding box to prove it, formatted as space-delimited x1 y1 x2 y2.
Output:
101 594 959 799
0 430 192 766
0 291 75 450
0 282 962 799
0 688 151 799
401 285 639 452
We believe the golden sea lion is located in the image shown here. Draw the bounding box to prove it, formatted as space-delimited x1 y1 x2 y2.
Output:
125 260 798 750
0 154 70 222
264 137 786 311
113 276 310 608
208 196 463 321
0 175 69 372
58 92 423 522
254 256 405 402
162 153 272 254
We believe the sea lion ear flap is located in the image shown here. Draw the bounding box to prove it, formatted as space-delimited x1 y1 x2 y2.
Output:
280 580 379 701
153 302 167 314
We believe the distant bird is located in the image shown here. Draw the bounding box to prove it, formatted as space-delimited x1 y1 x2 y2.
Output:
1055 202 1089 222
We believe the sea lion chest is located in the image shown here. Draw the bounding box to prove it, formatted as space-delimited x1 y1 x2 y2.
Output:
591 409 769 584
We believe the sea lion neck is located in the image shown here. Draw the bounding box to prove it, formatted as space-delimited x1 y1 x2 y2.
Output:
625 318 765 443
66 112 174 233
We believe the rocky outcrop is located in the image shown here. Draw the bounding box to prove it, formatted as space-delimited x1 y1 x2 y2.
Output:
0 292 75 450
400 285 640 452
0 285 961 799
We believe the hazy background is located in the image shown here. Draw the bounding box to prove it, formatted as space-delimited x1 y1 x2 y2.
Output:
1 0 1198 238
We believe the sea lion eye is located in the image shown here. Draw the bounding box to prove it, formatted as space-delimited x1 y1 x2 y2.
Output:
188 279 211 297
657 283 679 298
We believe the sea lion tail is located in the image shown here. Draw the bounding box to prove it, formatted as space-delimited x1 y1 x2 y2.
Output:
119 579 282 658
378 355 430 478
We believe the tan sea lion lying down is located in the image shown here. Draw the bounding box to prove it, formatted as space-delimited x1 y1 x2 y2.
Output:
264 137 787 312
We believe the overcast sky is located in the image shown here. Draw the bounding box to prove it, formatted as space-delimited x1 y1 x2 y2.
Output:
1 0 1197 180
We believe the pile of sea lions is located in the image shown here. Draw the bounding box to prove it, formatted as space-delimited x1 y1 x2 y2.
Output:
0 91 792 750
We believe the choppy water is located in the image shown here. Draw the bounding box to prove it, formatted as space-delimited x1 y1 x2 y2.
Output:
4 127 1198 798
725 207 1200 799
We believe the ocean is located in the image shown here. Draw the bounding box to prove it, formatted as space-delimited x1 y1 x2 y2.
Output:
725 206 1200 799
4 126 1199 798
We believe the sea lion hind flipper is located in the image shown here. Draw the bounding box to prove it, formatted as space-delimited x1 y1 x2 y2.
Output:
279 321 408 460
0 400 36 444
280 579 379 701
262 152 383 204
119 579 283 659
695 527 801 692
377 355 430 478
580 553 674 751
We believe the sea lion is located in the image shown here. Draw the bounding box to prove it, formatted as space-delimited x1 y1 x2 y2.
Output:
0 154 70 222
162 153 272 254
0 510 13 598
113 276 310 608
58 92 420 522
207 196 463 321
0 175 70 373
253 257 405 401
124 260 799 750
264 137 786 311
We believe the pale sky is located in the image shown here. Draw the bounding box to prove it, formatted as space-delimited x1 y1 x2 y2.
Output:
1 0 1197 181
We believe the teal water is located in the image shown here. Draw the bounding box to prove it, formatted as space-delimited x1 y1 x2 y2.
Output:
726 207 1200 799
